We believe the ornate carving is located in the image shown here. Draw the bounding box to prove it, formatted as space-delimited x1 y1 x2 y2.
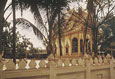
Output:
29 59 36 69
106 54 111 63
98 56 103 64
104 57 108 64
71 59 76 66
6 59 16 70
57 59 63 67
64 59 70 67
18 59 27 69
78 58 84 66
106 54 111 59
39 60 46 68
94 57 98 65
89 58 93 65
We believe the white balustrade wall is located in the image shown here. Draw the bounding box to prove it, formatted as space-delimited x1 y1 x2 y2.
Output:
0 54 115 79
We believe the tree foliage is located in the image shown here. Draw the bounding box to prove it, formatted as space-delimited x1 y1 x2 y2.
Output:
2 26 34 58
99 15 115 51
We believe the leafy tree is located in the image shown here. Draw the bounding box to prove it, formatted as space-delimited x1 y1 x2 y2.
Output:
0 0 8 54
74 0 115 56
99 15 115 52
16 0 70 57
2 26 34 59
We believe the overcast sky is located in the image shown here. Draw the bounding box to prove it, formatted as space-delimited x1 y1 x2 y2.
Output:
5 0 86 49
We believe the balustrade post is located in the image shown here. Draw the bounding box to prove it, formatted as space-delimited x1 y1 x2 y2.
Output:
110 59 114 79
86 60 91 79
49 61 56 79
0 54 4 79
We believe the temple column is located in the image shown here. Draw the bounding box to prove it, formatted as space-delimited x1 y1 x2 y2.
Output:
78 39 80 55
56 45 60 56
62 40 66 56
63 45 66 56
69 40 72 56
62 46 65 56
78 34 81 55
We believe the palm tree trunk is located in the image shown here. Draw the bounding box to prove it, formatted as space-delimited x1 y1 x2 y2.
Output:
0 0 7 54
46 4 53 56
12 0 16 64
58 0 62 57
58 10 62 57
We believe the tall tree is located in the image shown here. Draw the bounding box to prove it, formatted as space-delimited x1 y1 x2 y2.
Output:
16 0 69 57
75 0 115 56
86 0 115 55
12 0 16 64
0 0 7 54
58 0 62 57
57 0 69 57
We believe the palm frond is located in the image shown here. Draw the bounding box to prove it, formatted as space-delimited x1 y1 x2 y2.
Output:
15 0 48 34
16 18 47 42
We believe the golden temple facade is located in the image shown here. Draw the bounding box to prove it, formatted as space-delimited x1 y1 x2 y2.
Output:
55 8 93 58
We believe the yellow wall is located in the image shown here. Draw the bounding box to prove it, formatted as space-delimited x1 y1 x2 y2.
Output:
55 31 92 57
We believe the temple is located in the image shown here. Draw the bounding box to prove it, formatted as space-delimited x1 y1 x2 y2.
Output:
55 8 93 58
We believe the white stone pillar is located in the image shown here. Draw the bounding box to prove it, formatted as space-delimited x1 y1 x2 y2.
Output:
78 38 80 55
68 40 72 56
0 54 4 79
49 61 56 79
86 61 91 79
110 60 114 79
62 46 65 56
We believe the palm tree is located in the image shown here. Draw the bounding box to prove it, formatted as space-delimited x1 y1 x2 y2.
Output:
0 0 7 54
16 0 69 56
12 0 16 64
57 0 69 57
0 0 71 59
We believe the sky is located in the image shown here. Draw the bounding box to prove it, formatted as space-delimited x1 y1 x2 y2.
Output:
5 0 86 49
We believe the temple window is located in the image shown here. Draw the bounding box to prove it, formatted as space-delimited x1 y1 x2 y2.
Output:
72 38 78 53
66 43 69 54
66 47 68 54
86 39 90 53
80 40 83 53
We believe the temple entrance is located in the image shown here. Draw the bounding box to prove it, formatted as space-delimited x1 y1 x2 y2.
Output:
72 38 78 53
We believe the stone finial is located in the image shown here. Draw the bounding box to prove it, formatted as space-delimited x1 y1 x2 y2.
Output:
39 60 46 68
48 54 54 61
94 57 98 65
84 53 89 59
89 58 93 65
71 59 76 66
78 58 84 66
111 57 115 62
64 59 70 67
104 57 108 64
106 54 111 63
106 54 111 59
57 59 63 67
6 59 16 70
18 59 27 69
29 59 36 69
98 56 103 64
